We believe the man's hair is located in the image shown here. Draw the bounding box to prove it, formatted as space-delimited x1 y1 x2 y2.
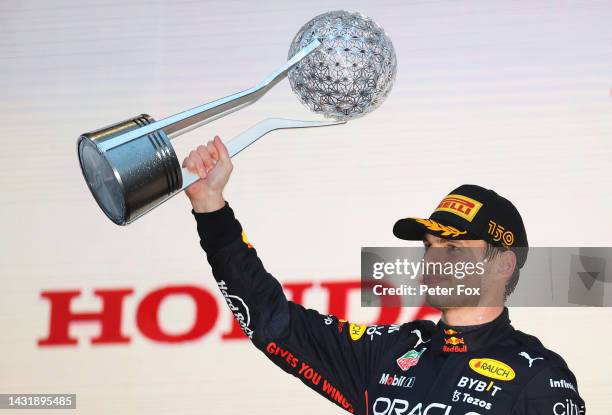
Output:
483 243 520 301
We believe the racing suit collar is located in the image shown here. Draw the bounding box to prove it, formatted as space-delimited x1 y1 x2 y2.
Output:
432 307 514 354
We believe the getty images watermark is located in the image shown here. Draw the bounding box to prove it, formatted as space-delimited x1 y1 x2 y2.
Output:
371 256 486 297
361 247 612 307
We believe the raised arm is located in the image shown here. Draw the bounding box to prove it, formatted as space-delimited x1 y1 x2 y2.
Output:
182 137 414 414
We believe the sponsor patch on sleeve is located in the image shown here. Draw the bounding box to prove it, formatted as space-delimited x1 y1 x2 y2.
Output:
349 323 367 341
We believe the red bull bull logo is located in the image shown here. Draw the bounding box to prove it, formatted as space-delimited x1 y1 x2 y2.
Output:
444 336 465 345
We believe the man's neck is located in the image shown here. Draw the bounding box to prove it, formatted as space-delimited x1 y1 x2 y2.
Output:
440 306 504 327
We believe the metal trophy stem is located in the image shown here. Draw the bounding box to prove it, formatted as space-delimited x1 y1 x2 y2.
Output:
97 38 322 152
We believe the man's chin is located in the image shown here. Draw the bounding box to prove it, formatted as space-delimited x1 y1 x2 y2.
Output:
425 294 480 309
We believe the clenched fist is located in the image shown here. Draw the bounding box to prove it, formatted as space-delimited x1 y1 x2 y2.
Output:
182 136 233 213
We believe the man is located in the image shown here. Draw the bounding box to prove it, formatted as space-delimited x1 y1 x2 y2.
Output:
183 137 586 415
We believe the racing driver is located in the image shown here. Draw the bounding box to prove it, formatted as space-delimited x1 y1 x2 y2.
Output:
183 136 586 415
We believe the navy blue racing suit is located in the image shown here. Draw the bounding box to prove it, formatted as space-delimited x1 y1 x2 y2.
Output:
192 202 586 415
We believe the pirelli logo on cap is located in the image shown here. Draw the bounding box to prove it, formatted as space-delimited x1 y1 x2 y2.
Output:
434 194 483 222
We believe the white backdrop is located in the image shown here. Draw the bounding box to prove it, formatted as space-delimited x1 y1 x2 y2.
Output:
1 0 611 413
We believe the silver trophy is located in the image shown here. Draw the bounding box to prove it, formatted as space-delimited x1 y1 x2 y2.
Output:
77 10 396 225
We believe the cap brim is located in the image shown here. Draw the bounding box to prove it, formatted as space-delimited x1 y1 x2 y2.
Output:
393 217 429 241
393 217 475 241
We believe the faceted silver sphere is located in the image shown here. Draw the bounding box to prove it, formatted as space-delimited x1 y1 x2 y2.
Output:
288 10 397 121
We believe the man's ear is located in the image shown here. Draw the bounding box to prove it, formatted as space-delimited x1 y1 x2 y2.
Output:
497 249 517 281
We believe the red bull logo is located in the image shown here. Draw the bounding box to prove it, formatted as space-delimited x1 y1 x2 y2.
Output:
444 329 459 335
443 336 467 352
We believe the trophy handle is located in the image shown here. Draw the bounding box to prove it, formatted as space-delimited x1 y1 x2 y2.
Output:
180 117 346 190
97 39 322 152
